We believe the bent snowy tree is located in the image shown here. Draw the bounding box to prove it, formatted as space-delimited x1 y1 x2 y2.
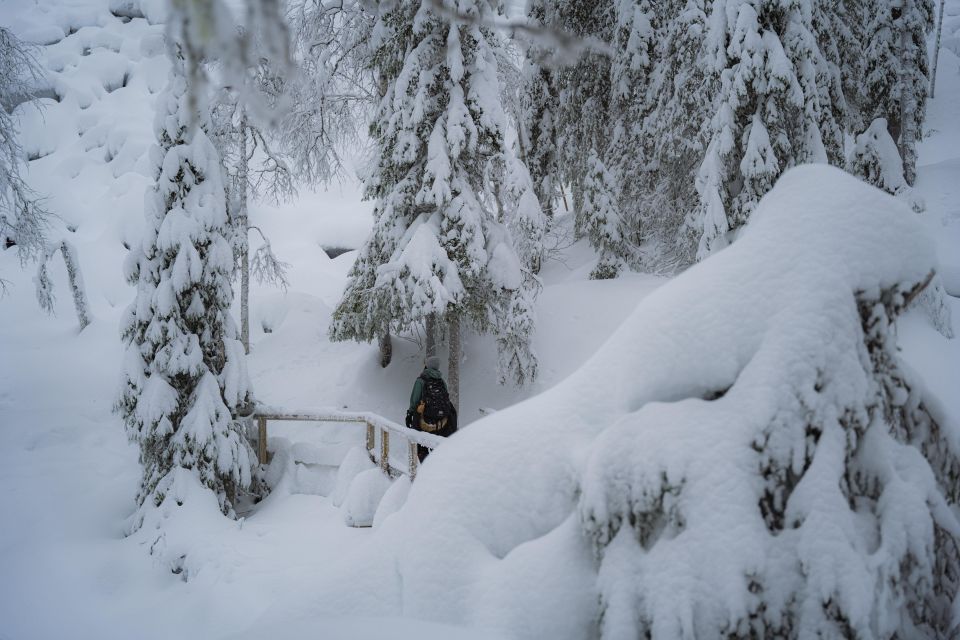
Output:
365 165 959 640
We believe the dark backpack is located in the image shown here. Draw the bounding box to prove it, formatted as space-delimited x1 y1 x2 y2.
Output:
417 374 451 431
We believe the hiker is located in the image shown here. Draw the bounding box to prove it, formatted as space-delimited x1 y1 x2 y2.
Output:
405 355 457 462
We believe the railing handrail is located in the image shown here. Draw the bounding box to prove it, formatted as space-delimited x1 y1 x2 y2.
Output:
251 403 445 480
253 404 445 449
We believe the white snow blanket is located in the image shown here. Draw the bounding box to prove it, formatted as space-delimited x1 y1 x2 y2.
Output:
322 165 957 639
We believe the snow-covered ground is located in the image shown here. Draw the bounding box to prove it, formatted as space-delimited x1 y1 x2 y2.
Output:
1 1 959 638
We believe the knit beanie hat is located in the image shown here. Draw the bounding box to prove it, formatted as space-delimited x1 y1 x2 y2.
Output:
425 355 441 370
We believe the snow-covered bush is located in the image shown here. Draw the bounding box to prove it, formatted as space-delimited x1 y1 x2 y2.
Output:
848 118 908 195
578 148 626 280
116 59 255 563
359 165 959 639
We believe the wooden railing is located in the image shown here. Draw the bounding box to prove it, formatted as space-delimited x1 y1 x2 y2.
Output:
251 404 445 480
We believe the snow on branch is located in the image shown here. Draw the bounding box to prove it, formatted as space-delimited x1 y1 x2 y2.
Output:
422 0 614 63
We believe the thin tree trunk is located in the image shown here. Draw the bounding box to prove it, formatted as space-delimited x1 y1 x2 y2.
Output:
59 240 90 331
425 313 437 359
239 109 251 354
447 312 460 414
379 328 392 368
374 73 391 369
931 0 946 98
899 0 918 186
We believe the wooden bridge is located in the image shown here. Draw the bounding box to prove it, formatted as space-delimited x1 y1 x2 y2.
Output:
251 404 446 480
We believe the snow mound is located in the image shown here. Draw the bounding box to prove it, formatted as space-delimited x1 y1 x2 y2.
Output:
325 165 959 639
332 446 376 507
342 468 393 528
372 475 411 529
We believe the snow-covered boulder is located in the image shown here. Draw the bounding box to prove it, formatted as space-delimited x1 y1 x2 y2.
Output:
334 165 960 639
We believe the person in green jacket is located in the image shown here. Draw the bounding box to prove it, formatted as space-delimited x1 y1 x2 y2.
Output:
405 355 456 461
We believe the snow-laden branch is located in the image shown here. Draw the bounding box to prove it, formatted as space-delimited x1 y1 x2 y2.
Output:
423 0 614 62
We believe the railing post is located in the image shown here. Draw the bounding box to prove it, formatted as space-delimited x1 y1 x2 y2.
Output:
380 428 390 474
257 416 267 465
408 440 418 480
365 421 375 453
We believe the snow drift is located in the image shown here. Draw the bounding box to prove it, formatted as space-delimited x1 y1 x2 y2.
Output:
323 165 959 639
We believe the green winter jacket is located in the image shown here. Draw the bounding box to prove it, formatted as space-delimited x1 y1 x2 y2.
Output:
409 367 445 412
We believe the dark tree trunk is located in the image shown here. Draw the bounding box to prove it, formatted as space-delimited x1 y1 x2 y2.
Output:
447 312 460 414
379 329 392 368
425 313 437 359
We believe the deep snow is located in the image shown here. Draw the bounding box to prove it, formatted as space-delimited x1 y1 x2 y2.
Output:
0 0 959 638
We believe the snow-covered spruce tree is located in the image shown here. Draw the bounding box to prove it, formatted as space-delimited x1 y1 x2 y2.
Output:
0 27 49 293
492 271 539 387
605 0 714 269
492 149 542 385
501 148 546 277
518 0 562 223
860 0 934 186
694 0 846 259
578 148 627 279
632 0 713 266
552 0 615 226
116 59 254 545
600 0 656 269
327 0 416 364
585 274 960 638
331 0 542 389
574 169 960 638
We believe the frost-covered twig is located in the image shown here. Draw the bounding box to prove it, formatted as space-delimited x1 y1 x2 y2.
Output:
283 0 373 185
424 0 614 63
32 240 91 331
249 227 290 291
0 27 51 275
166 0 293 127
